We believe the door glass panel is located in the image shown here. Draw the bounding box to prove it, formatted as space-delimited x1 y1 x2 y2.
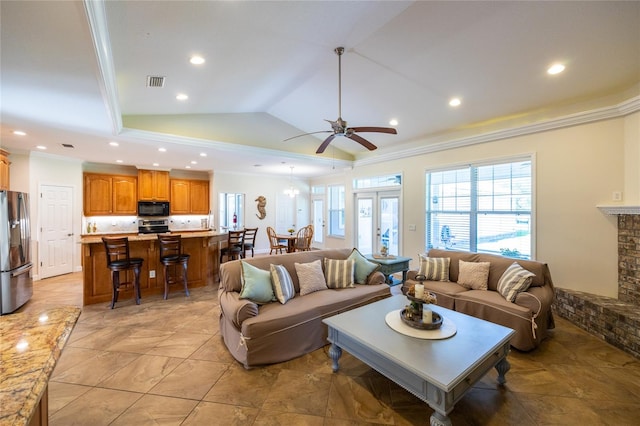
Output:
379 196 399 256
312 199 324 244
357 198 373 254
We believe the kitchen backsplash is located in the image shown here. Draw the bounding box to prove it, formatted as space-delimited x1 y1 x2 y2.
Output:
82 215 212 235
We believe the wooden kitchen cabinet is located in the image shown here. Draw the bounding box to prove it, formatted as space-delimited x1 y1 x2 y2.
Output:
138 170 170 201
84 173 137 216
0 149 10 191
170 179 210 215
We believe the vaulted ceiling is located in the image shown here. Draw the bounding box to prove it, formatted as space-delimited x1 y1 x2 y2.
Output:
1 1 639 178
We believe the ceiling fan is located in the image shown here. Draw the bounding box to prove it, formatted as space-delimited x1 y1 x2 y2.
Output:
285 47 397 154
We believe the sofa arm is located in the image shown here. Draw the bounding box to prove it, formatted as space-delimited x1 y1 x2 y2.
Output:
407 270 419 281
218 290 259 329
367 270 386 285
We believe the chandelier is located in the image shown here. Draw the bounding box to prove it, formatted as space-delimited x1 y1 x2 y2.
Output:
283 166 300 198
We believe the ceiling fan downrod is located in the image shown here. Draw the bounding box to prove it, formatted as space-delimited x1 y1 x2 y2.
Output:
335 46 344 120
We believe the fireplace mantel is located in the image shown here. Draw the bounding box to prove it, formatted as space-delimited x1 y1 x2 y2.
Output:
597 205 640 215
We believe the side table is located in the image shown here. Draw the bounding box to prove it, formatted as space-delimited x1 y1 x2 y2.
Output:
365 254 412 286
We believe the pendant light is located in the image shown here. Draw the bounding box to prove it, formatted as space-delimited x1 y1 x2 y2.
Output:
283 166 300 198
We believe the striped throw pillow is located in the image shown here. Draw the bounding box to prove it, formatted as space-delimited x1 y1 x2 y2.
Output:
497 262 535 302
270 264 295 304
417 255 450 281
324 258 355 289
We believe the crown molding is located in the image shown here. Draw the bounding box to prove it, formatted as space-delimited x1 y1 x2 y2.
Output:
356 95 640 167
597 205 640 215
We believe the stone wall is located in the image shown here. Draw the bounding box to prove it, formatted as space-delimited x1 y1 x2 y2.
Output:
618 214 640 305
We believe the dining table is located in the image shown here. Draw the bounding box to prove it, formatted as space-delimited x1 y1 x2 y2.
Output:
276 233 298 253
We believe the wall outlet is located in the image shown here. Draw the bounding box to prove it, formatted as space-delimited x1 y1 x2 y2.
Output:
408 224 416 231
613 191 623 201
149 270 156 278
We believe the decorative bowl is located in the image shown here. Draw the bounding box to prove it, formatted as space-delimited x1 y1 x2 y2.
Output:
400 309 443 330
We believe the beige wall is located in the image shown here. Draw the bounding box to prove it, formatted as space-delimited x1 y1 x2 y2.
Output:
312 112 639 298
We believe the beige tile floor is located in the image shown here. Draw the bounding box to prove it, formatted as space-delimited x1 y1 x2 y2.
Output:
18 272 640 425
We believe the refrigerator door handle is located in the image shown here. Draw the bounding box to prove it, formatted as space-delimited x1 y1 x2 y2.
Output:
11 263 32 278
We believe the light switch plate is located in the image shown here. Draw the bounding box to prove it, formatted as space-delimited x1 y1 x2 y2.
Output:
408 224 416 231
613 191 623 201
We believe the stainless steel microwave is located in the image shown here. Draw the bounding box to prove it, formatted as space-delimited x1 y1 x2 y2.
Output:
137 201 170 217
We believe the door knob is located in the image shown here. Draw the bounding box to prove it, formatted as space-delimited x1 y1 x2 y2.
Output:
67 233 74 236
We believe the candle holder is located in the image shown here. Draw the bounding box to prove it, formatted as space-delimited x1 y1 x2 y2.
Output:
402 276 442 330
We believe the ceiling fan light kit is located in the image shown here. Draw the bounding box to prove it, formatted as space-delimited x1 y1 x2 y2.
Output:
285 46 397 154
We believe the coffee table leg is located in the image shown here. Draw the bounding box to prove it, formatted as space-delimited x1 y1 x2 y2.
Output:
328 343 342 372
495 357 511 385
430 410 452 426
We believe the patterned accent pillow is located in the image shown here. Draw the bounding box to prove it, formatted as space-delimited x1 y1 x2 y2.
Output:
498 262 536 302
347 248 380 284
270 264 295 304
324 258 355 289
239 261 274 304
417 254 450 281
457 260 491 290
295 260 328 296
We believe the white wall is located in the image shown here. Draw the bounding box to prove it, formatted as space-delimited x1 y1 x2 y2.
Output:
311 112 639 298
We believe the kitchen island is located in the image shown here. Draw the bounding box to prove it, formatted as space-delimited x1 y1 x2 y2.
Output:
0 306 81 426
80 231 227 306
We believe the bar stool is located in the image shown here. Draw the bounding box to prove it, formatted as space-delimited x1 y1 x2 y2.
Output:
157 234 190 299
220 230 245 263
102 237 143 309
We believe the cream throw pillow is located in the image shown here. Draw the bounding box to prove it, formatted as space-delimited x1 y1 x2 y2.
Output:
457 260 490 290
295 260 328 295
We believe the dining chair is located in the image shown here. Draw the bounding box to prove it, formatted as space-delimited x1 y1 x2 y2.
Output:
220 230 245 262
267 226 287 254
157 234 190 300
294 226 310 251
102 237 143 309
242 227 258 258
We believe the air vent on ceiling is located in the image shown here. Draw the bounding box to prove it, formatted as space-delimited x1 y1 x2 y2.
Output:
146 75 165 88
61 143 74 148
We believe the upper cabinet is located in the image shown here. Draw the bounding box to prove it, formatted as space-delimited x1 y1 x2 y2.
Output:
84 173 137 216
0 149 10 191
170 179 210 215
138 170 170 201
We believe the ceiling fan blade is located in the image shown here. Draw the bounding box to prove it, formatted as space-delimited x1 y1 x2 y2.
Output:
348 133 377 151
283 130 331 142
349 126 397 135
316 134 337 154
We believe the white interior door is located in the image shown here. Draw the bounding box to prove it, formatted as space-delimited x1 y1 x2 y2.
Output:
40 185 74 279
356 191 400 256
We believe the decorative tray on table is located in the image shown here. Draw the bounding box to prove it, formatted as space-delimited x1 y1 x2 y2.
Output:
401 292 443 330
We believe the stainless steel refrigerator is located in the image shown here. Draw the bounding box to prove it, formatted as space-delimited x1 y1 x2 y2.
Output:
0 190 33 314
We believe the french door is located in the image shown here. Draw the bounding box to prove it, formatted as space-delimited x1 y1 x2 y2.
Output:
355 191 400 256
311 198 324 248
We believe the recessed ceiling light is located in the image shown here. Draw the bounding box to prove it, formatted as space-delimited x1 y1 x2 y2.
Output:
190 55 205 65
185 165 191 169
13 130 27 136
158 147 167 152
389 119 398 126
36 145 47 150
153 163 159 167
449 98 462 107
547 63 565 75
109 141 119 147
116 159 123 163
199 152 207 157
176 93 189 101
190 160 197 165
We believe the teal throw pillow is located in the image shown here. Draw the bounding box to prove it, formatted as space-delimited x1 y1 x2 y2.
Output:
347 248 380 284
239 261 275 304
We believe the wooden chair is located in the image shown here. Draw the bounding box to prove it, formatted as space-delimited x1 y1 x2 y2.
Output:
220 230 245 262
157 234 190 300
102 237 143 309
242 227 258 258
267 226 287 254
294 225 312 251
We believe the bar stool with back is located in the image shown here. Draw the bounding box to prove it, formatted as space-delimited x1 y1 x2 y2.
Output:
220 230 245 263
102 237 144 309
157 234 190 300
242 227 258 258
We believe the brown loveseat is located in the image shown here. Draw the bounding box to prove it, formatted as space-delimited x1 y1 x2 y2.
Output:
404 249 555 351
218 248 391 368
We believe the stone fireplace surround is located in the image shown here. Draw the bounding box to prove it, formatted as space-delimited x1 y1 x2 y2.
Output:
554 211 640 359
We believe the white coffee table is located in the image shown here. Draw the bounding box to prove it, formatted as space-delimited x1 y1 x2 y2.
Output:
323 295 515 426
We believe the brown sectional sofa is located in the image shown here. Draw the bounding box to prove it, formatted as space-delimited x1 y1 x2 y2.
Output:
404 249 555 351
218 248 391 368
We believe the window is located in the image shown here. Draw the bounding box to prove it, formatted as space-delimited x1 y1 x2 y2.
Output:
219 192 244 230
353 174 402 189
328 185 345 237
426 159 532 259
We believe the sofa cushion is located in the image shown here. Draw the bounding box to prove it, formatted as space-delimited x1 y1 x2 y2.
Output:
417 254 450 281
497 262 535 302
457 260 490 290
324 258 355 289
270 264 295 304
295 260 328 296
239 261 275 304
348 248 380 284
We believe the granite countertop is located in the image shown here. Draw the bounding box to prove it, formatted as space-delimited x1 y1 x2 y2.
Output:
0 306 81 426
80 230 227 244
